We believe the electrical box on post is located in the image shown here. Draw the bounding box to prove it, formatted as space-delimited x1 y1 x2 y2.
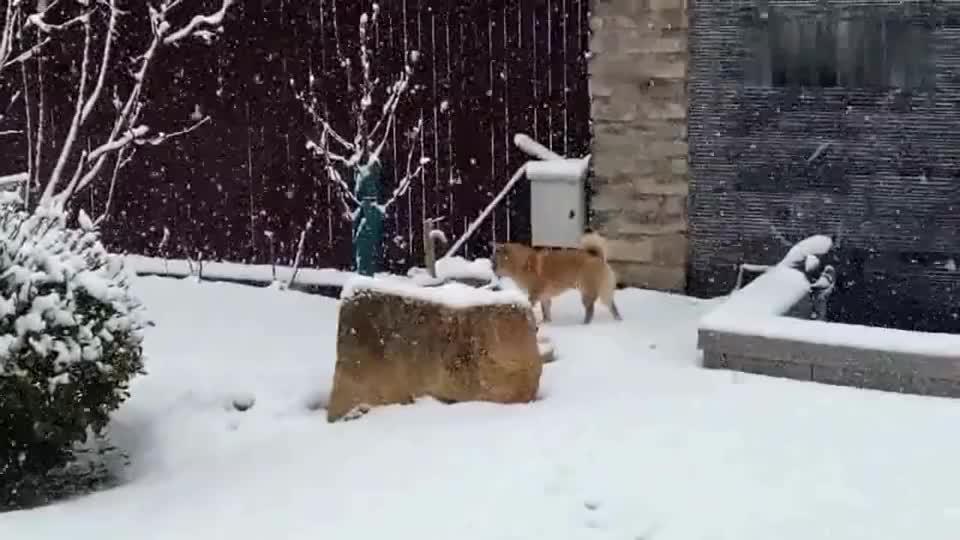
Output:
526 157 590 248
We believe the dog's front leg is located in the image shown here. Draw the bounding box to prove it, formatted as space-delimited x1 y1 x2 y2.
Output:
527 290 546 323
541 298 553 323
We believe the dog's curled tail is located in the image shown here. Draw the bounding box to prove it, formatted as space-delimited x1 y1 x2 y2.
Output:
580 232 608 261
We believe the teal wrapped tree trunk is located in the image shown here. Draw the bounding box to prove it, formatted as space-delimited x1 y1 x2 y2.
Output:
296 6 436 278
352 161 384 276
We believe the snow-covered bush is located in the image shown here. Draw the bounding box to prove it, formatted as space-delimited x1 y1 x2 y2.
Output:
0 204 146 510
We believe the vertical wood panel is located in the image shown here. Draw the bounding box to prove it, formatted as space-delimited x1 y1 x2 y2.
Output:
3 0 590 271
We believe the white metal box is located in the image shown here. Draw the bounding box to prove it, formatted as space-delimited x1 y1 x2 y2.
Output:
526 157 589 248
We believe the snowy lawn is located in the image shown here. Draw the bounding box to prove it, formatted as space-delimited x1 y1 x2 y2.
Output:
2 276 960 539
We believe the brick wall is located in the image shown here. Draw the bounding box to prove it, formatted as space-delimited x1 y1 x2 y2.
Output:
588 0 689 291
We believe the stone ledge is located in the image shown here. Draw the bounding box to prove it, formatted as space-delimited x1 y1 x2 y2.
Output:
701 330 960 399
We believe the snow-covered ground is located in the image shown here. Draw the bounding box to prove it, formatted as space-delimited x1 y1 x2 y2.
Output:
2 277 960 539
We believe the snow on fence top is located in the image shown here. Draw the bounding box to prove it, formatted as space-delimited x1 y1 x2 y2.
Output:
127 255 352 287
129 254 499 291
700 235 960 358
341 276 528 309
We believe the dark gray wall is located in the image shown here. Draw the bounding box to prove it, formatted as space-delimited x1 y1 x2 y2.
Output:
688 0 960 333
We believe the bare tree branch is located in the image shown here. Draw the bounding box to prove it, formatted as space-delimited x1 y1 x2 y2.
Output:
94 146 135 226
20 60 33 206
296 6 436 223
383 118 427 211
137 115 210 147
32 0 235 207
81 0 119 123
42 12 94 202
162 0 233 45
293 88 355 151
0 0 21 69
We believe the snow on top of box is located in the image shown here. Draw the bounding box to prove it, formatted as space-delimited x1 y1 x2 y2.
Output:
342 276 528 309
525 157 590 183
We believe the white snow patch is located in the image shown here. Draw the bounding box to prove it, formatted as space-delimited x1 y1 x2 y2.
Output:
525 157 591 183
701 265 810 327
513 133 563 161
408 256 495 285
429 229 448 245
1 280 960 539
342 276 527 309
781 234 832 268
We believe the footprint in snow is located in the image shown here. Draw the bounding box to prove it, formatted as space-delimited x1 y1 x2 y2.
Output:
227 392 256 412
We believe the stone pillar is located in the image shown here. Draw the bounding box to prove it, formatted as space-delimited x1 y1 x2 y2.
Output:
588 0 688 291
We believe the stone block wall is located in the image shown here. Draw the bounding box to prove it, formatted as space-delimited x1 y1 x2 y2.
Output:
588 0 689 291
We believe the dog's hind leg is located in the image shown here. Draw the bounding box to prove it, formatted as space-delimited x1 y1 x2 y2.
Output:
581 293 596 324
541 297 553 322
599 268 623 321
607 299 623 321
599 287 623 321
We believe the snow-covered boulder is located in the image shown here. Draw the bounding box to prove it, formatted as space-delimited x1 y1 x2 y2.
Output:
328 278 542 421
0 206 146 510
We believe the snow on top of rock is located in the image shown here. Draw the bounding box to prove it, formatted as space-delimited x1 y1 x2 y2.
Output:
407 256 495 285
436 256 493 281
342 276 528 309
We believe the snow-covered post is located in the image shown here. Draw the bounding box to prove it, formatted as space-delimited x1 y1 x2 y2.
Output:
422 217 446 279
0 0 234 213
294 4 433 275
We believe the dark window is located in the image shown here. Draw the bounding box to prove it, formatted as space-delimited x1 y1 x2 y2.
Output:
746 11 932 90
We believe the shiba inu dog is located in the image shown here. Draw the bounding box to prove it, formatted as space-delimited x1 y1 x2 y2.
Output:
491 233 622 324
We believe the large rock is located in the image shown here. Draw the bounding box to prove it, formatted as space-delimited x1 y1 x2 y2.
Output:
327 278 542 422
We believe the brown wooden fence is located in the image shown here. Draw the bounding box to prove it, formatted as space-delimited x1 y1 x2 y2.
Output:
81 0 591 273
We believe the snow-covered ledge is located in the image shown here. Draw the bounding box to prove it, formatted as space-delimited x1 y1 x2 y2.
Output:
699 236 960 398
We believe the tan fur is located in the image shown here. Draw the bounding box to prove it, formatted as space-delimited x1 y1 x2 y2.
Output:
492 234 623 325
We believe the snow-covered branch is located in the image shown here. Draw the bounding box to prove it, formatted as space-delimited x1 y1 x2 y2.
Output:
14 0 236 208
0 1 55 74
383 118 427 211
295 4 436 222
161 0 233 45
